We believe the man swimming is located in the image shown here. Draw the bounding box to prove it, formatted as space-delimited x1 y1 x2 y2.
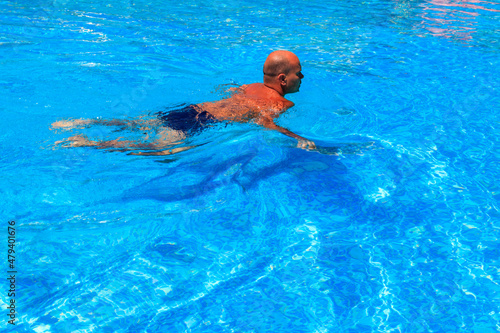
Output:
52 50 316 155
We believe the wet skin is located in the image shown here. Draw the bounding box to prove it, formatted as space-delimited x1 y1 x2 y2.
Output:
52 51 315 154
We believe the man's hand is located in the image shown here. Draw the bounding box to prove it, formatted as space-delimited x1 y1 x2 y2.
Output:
297 138 316 150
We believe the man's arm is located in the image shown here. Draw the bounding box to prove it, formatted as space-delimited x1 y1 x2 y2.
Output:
257 116 316 149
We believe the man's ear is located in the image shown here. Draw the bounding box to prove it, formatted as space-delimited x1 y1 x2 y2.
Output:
278 73 287 85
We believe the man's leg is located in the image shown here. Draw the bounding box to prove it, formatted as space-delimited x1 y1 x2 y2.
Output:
55 128 194 156
51 116 160 131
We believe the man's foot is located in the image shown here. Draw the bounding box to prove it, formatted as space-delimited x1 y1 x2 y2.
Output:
51 119 92 131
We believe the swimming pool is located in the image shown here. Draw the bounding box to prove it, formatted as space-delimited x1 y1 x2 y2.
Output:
1 0 499 331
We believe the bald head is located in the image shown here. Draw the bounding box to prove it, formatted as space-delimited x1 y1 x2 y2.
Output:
263 50 298 78
263 50 303 96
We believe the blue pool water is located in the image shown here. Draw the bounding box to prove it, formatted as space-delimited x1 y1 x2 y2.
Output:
1 0 499 332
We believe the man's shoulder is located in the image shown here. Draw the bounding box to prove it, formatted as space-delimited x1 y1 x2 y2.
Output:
284 99 295 108
242 83 264 92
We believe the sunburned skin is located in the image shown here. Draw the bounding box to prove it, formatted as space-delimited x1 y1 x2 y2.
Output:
52 50 315 155
199 83 291 122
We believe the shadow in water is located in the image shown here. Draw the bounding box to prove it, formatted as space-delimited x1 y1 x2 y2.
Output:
117 137 377 203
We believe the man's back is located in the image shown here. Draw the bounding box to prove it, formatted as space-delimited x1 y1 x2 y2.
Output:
198 83 294 123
